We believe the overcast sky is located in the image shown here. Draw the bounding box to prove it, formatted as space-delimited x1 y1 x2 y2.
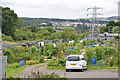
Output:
0 0 119 19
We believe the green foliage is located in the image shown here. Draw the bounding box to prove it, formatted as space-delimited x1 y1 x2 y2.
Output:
99 26 108 32
61 28 78 40
49 32 62 40
26 60 40 65
2 34 13 41
14 29 34 41
5 49 16 63
45 27 55 33
76 24 90 33
5 46 30 63
12 26 57 41
113 26 120 33
106 21 120 32
82 40 97 46
48 58 66 67
85 46 118 66
8 63 21 69
31 46 37 54
107 21 116 27
2 7 20 37
115 36 120 39
78 32 89 40
5 46 44 63
11 46 28 54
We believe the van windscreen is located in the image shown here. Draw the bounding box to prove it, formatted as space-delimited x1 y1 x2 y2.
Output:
68 56 79 61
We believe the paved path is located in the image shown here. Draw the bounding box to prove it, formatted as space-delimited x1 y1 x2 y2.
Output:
18 64 118 78
17 63 47 78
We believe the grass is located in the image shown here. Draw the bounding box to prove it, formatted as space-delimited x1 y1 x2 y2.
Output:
3 41 17 44
7 65 30 78
7 62 46 78
47 66 65 70
88 66 118 69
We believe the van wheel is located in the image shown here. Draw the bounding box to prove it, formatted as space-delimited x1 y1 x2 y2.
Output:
84 66 87 70
66 69 69 72
81 68 83 72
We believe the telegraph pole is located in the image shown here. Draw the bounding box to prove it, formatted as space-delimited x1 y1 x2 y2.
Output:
0 6 2 56
87 6 103 40
0 6 7 80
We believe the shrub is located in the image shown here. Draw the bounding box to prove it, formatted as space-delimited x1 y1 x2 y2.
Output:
48 56 52 59
48 58 66 67
11 46 28 54
8 63 21 69
26 60 40 65
39 57 44 63
5 49 17 63
2 34 13 41
31 46 37 54
85 46 118 66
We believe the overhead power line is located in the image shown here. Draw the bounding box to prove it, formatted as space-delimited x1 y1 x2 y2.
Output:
87 6 103 40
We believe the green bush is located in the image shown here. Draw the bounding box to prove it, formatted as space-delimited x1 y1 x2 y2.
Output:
48 58 66 67
31 46 37 54
11 46 28 54
48 56 52 59
8 63 21 69
85 46 118 66
26 60 40 65
39 57 44 63
5 49 17 63
2 34 13 41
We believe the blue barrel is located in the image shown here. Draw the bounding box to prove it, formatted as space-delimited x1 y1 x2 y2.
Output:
91 46 95 48
20 60 25 66
92 58 96 64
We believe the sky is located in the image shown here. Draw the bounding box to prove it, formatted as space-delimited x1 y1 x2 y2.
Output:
0 0 119 19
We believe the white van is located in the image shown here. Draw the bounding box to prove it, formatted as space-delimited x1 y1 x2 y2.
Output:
66 55 87 72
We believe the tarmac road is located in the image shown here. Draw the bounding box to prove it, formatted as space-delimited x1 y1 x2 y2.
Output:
36 65 118 78
18 64 118 78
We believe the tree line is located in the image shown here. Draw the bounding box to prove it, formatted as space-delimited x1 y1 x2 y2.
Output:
1 6 89 42
1 6 119 42
99 21 120 33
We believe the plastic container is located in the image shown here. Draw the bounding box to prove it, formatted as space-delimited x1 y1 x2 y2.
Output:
92 58 96 64
91 46 95 48
20 60 25 66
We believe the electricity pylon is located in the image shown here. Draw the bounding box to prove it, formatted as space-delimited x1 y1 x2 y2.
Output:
87 6 103 40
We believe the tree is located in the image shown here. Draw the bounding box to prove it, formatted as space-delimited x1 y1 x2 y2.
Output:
2 7 19 37
2 34 13 41
113 26 120 33
49 32 62 40
107 21 116 27
45 27 55 33
14 29 34 41
115 21 120 26
99 26 108 33
76 24 89 33
61 28 78 40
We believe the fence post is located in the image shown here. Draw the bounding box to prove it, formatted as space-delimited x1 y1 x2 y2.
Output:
0 56 7 79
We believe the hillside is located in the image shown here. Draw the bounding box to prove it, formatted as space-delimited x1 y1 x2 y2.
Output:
21 17 108 27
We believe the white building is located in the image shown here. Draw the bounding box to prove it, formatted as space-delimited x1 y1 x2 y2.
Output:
69 40 74 44
38 42 44 47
